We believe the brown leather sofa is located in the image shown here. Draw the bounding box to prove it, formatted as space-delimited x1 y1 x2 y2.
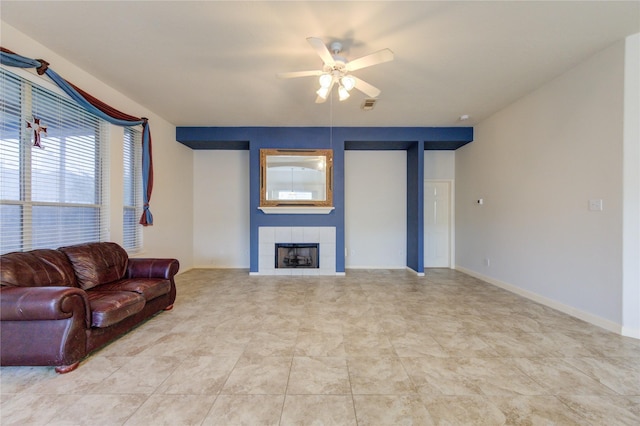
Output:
0 242 179 373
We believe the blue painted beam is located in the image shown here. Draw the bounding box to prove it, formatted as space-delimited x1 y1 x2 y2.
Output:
176 126 473 150
406 141 425 274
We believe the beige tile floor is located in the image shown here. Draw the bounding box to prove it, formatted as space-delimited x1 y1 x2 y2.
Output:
1 268 639 425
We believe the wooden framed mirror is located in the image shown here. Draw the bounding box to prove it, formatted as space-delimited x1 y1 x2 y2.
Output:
260 149 333 207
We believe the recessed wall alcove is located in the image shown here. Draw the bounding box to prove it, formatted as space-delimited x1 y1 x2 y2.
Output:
176 126 473 274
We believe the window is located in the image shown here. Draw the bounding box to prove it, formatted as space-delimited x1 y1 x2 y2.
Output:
123 127 142 252
0 68 108 254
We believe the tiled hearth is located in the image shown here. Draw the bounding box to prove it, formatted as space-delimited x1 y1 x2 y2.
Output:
257 227 336 275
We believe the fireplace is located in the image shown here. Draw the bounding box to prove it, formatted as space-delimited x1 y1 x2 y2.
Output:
257 226 336 275
275 243 319 269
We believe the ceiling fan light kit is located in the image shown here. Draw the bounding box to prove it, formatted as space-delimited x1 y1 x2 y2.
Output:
319 74 333 88
338 85 350 101
278 37 394 103
341 75 356 91
316 86 330 99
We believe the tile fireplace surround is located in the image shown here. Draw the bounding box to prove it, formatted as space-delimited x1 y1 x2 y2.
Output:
256 227 337 275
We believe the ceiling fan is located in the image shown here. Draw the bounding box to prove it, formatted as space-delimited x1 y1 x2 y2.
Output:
277 37 394 103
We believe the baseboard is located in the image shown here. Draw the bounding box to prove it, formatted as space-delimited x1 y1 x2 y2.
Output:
406 266 425 277
194 265 250 270
345 266 424 276
249 271 346 276
621 326 640 339
455 266 625 336
178 267 250 275
346 266 407 270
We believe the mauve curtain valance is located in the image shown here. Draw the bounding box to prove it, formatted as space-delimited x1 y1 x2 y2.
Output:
0 47 154 226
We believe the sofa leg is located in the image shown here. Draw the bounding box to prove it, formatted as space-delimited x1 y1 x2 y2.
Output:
55 362 80 374
164 304 174 311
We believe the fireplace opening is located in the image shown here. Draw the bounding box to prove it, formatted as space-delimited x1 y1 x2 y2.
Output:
275 243 319 269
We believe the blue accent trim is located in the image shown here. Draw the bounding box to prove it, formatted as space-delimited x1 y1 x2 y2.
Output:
176 126 473 150
406 142 425 274
333 139 346 272
177 126 473 274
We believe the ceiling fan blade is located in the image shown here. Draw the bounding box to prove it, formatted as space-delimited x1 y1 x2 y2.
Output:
346 48 394 72
307 37 335 67
277 70 323 79
352 77 381 98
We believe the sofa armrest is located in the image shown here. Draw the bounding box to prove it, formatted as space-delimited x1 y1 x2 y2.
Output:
126 258 180 280
0 286 90 327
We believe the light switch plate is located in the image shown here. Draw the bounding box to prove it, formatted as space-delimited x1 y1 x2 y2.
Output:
588 199 603 211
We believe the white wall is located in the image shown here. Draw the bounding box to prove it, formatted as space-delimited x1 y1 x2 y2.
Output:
456 40 627 331
2 22 195 270
136 116 193 265
193 150 250 268
345 151 406 268
622 33 640 338
425 151 455 180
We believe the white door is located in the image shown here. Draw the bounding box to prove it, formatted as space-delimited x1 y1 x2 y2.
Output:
424 181 451 268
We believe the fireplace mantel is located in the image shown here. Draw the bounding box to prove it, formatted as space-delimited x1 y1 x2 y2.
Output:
258 206 335 215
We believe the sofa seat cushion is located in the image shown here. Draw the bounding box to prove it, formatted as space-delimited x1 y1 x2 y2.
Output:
87 291 145 328
95 278 171 302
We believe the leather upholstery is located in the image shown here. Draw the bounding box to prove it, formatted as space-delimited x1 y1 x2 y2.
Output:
127 258 180 280
0 287 90 367
86 290 146 328
59 242 128 290
0 286 90 324
97 278 171 301
0 249 77 288
0 242 179 371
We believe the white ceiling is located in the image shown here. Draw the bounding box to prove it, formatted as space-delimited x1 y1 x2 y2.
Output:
1 1 638 128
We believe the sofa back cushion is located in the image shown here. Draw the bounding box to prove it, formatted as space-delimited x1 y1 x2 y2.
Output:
59 242 128 290
0 249 77 288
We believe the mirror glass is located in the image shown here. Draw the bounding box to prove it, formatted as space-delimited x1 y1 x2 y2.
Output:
260 149 333 207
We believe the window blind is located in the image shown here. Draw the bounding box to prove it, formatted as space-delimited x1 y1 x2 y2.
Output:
0 68 109 254
123 126 142 253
